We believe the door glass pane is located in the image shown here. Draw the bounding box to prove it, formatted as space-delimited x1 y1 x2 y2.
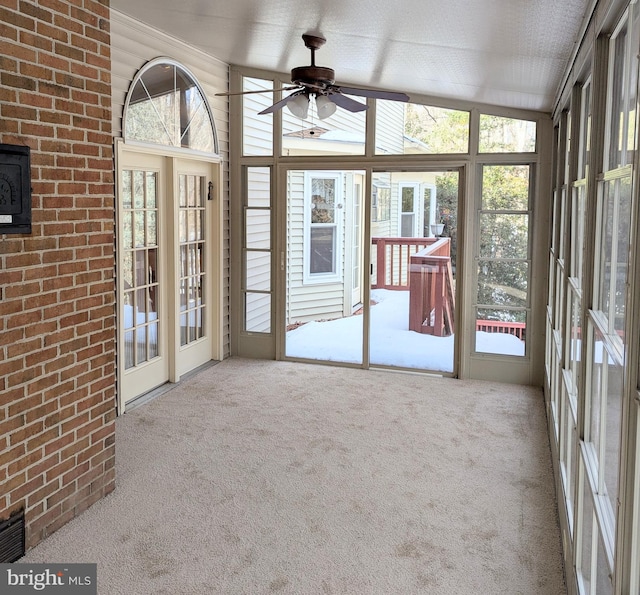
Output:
179 173 206 346
371 171 459 372
122 169 160 368
286 170 363 364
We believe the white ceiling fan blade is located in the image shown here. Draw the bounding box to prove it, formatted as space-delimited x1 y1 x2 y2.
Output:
328 93 368 112
335 86 410 102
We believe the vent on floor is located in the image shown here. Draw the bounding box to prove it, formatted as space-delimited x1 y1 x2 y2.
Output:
0 510 25 562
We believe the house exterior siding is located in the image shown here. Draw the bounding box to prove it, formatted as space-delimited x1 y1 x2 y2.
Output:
0 0 116 549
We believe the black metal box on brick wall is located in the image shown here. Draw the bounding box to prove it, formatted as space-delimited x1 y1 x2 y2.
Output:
0 143 31 235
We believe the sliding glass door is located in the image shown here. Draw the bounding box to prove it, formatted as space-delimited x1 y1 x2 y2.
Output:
284 168 460 374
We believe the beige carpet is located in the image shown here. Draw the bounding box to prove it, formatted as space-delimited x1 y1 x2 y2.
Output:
23 358 566 594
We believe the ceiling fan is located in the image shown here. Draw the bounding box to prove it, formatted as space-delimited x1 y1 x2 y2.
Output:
217 34 410 120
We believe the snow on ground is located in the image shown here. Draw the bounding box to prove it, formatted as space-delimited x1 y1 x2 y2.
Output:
285 289 525 372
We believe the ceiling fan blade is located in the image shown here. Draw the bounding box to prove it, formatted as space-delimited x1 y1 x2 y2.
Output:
327 93 368 112
215 86 299 97
335 86 410 102
258 91 305 115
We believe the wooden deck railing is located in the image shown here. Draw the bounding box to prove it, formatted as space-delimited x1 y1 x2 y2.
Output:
372 236 526 341
371 237 433 290
476 320 526 341
408 239 455 336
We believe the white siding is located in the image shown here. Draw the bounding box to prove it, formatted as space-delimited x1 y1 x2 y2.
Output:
110 9 231 356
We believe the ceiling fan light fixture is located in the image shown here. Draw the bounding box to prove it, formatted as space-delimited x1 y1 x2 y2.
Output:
287 93 310 119
315 94 337 120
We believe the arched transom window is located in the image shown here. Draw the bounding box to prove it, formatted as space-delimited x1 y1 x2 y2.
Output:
124 58 217 153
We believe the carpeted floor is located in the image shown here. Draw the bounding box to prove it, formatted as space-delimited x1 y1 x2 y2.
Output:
23 358 566 594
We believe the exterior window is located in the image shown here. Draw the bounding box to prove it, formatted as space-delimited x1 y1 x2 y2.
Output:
305 173 343 281
125 59 216 153
399 183 421 237
372 181 391 222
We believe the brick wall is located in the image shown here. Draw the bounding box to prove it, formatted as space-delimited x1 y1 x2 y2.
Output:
0 0 116 549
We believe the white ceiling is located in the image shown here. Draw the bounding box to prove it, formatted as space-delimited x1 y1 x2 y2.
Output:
110 0 590 113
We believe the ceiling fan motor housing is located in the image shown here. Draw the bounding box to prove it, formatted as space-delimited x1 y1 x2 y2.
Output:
291 66 335 88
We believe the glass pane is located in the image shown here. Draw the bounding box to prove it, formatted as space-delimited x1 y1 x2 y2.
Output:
595 536 614 594
134 250 146 286
133 171 145 209
179 174 187 207
368 170 458 372
121 170 132 208
246 209 271 249
607 22 629 170
311 179 336 223
310 228 335 274
286 169 366 366
179 210 187 243
571 184 586 283
604 359 623 518
147 211 157 246
481 165 530 210
568 292 582 393
247 167 271 207
401 187 414 212
477 261 528 308
614 177 631 335
245 293 271 333
123 291 134 329
400 213 414 237
479 114 536 152
122 211 133 250
246 251 271 291
589 329 605 450
475 308 526 356
135 288 147 323
578 468 595 593
126 62 215 152
146 172 156 208
578 81 592 179
242 77 274 157
479 213 528 259
124 331 134 369
137 325 147 364
282 91 366 156
148 322 159 359
375 101 470 154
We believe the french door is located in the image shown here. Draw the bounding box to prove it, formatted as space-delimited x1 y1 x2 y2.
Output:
117 148 221 410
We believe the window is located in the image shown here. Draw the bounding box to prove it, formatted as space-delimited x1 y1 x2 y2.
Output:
243 167 272 333
475 164 531 356
305 173 343 282
371 180 391 222
375 101 470 155
125 59 216 153
479 114 537 153
399 183 421 237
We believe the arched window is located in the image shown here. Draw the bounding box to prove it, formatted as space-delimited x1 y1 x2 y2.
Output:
124 58 217 154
